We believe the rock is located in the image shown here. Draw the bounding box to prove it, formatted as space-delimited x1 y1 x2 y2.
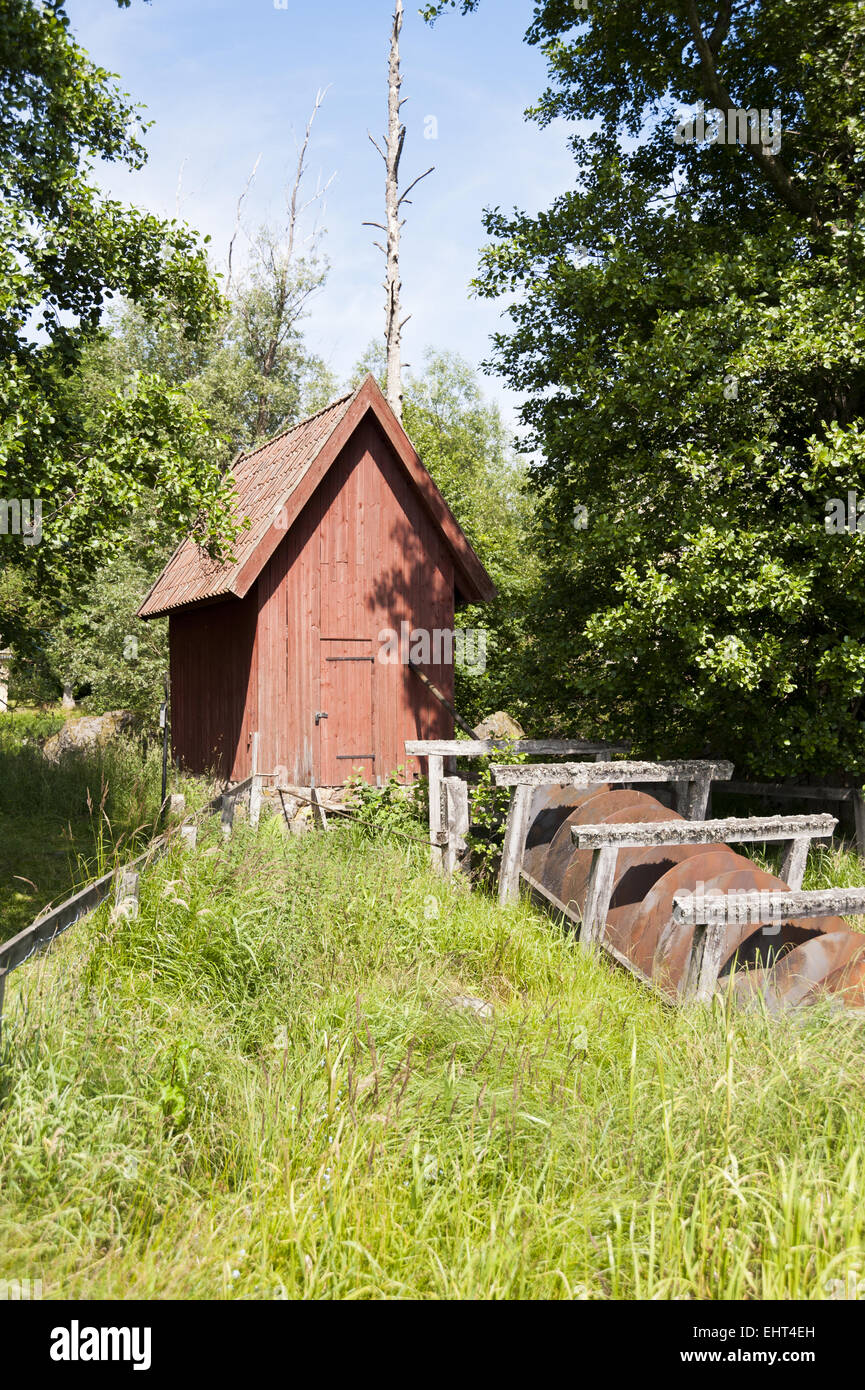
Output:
290 805 314 835
43 710 137 761
444 994 494 1021
472 711 526 741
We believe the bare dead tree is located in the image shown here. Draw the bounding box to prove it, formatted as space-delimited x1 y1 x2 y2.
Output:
364 0 433 420
226 152 262 294
228 89 334 441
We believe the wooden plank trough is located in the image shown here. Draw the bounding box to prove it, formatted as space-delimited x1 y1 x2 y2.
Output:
0 763 269 1044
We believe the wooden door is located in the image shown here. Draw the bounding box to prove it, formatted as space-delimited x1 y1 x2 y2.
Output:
318 638 376 784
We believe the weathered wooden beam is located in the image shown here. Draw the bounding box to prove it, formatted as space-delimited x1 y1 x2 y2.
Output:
498 784 534 906
779 837 810 891
113 868 140 922
572 813 836 851
581 845 618 950
684 771 712 821
725 781 856 802
0 870 119 975
0 822 180 977
684 921 728 1003
855 792 865 860
405 739 630 759
180 823 198 851
491 759 734 788
673 886 865 927
309 785 329 831
0 776 243 1029
443 776 470 876
427 753 445 873
168 793 186 821
249 733 263 828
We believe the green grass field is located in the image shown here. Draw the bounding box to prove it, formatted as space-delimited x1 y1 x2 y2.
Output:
2 799 865 1300
0 712 213 943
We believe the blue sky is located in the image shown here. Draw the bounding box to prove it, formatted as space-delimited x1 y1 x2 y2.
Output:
65 0 579 427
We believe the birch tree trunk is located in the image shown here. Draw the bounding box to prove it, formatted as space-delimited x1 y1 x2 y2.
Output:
384 0 406 420
365 1 433 423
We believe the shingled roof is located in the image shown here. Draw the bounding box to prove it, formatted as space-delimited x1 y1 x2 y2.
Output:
138 374 495 620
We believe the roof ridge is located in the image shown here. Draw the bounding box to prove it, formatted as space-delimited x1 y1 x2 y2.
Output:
237 382 360 464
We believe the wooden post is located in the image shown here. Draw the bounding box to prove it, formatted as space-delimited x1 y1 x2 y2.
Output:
160 674 170 815
498 784 534 906
221 792 236 838
0 967 7 1048
428 753 445 873
685 920 727 1003
310 784 328 831
443 776 470 876
249 733 263 829
685 772 712 821
673 780 690 816
780 836 810 891
169 793 186 821
114 868 140 921
580 845 618 950
180 824 198 850
855 792 865 860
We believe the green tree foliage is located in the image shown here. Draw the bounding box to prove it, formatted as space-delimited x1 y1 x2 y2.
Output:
0 0 234 651
1 17 336 713
425 1 865 778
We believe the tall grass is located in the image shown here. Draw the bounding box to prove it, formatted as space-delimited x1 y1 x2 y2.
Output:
2 816 865 1299
0 722 210 941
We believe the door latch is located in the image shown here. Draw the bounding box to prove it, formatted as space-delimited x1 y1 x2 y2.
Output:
315 711 328 725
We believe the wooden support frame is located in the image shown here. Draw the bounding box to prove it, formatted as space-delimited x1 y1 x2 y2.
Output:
673 885 865 1004
406 738 633 879
427 753 446 873
684 921 728 1003
113 868 140 922
249 733 263 828
581 845 618 950
519 868 656 989
221 791 236 838
180 824 198 850
498 784 535 905
443 776 470 876
721 780 865 859
493 760 732 907
673 885 865 928
571 813 837 997
491 759 733 790
405 739 631 759
573 812 834 894
309 784 329 831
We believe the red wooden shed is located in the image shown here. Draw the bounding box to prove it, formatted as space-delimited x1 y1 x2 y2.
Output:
138 375 495 785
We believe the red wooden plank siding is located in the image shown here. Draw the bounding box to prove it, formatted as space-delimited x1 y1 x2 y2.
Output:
256 480 321 786
169 411 459 785
169 592 258 781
